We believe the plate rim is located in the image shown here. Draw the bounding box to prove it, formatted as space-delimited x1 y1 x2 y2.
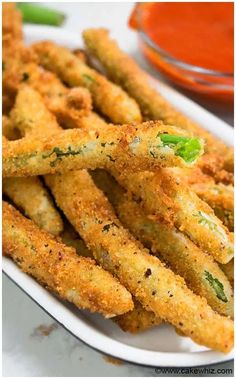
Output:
3 24 234 368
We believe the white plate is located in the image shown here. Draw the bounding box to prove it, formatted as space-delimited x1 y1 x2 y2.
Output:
3 25 234 368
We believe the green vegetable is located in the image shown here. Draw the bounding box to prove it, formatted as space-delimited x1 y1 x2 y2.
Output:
17 3 65 26
159 134 203 163
193 211 224 237
205 271 228 302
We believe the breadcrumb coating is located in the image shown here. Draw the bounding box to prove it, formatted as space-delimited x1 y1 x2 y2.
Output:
3 177 63 236
3 201 133 318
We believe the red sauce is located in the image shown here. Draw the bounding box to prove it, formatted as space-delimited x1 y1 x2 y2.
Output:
139 2 234 73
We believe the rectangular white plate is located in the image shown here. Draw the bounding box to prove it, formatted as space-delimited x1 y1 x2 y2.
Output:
3 25 234 368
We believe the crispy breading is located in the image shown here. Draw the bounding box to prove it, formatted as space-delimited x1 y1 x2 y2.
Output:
33 41 142 124
3 119 203 177
3 176 63 236
3 38 92 128
45 170 233 353
3 201 133 317
112 169 233 264
2 3 23 41
92 170 234 318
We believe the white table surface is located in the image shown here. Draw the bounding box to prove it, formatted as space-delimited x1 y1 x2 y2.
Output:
3 3 234 377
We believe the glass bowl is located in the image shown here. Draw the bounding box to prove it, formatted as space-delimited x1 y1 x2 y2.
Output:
130 4 234 103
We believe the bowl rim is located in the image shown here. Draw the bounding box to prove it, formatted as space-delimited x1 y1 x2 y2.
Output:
136 5 234 78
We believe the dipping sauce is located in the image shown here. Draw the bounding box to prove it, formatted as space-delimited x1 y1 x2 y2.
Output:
140 2 233 73
129 2 234 101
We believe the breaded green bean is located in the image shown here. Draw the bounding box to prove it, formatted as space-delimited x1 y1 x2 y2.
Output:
92 170 233 318
3 201 133 318
3 121 204 177
33 41 142 124
192 182 234 232
45 170 234 352
3 176 63 236
172 167 234 232
3 38 92 129
2 115 21 140
10 85 61 137
113 169 233 264
2 3 23 41
83 28 231 157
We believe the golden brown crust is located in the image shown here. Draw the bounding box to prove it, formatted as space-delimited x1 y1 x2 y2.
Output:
3 177 63 236
3 201 133 317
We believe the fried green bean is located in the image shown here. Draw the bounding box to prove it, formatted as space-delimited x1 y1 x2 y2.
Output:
92 170 233 318
192 182 234 232
83 28 231 157
45 170 233 352
3 119 204 177
3 176 63 236
3 38 92 129
113 169 233 264
33 41 142 124
172 167 234 232
3 201 133 318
